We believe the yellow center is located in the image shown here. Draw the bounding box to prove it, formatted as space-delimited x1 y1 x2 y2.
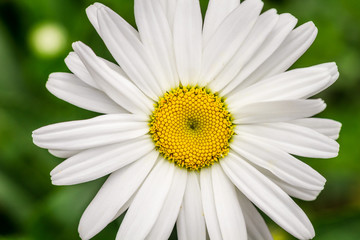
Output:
149 86 234 171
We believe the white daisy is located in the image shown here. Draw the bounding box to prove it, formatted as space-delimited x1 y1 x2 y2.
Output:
32 0 341 239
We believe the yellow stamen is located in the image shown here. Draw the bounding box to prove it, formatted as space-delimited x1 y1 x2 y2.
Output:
149 86 234 171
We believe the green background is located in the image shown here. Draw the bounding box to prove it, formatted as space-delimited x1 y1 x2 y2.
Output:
0 0 359 239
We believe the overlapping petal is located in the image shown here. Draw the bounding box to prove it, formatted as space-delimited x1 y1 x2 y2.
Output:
79 151 158 240
232 99 326 124
200 168 222 240
202 0 239 44
200 0 263 86
135 0 178 90
235 122 339 158
33 114 149 150
231 134 326 191
244 21 318 85
95 4 164 99
209 8 279 92
173 0 202 86
225 20 318 94
48 149 79 158
266 173 324 201
157 0 177 29
50 136 154 185
64 52 98 88
65 51 130 88
72 41 154 116
145 168 187 240
221 153 315 239
227 63 337 108
221 13 298 95
116 159 175 239
177 172 206 240
236 191 273 240
212 164 247 239
46 73 126 114
290 118 341 140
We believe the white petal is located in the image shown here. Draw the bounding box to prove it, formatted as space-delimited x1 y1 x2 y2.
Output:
96 5 164 99
65 51 130 89
235 122 339 158
221 13 298 95
49 149 79 158
72 41 154 116
209 9 279 92
236 191 273 240
33 114 148 151
157 0 167 12
202 0 240 46
111 194 135 221
78 150 158 240
232 99 326 124
301 62 339 98
116 159 175 240
231 134 326 191
290 118 341 140
177 172 206 240
50 136 154 185
86 3 140 38
212 164 247 240
221 153 315 239
266 173 323 201
146 168 187 240
86 3 135 36
157 0 177 29
86 3 101 32
86 3 146 89
227 65 333 108
240 21 318 88
176 206 186 240
243 159 324 201
46 73 125 114
200 168 222 240
173 0 202 86
64 52 98 88
135 0 178 89
200 0 263 86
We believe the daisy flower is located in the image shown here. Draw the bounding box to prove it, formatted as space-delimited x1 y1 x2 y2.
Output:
32 0 341 239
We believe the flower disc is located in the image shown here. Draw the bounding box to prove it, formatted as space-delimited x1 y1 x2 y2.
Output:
150 86 234 170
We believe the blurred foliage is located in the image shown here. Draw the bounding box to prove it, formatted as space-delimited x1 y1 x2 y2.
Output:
0 0 360 239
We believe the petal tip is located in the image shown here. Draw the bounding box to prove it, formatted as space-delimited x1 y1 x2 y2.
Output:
64 51 76 63
85 2 103 14
72 41 82 50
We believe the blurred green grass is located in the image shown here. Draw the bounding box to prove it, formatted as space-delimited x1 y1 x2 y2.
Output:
1 0 360 239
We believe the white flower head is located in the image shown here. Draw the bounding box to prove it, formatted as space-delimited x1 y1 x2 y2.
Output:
33 0 341 239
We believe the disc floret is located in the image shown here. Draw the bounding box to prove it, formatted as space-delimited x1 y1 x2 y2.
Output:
149 86 234 171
